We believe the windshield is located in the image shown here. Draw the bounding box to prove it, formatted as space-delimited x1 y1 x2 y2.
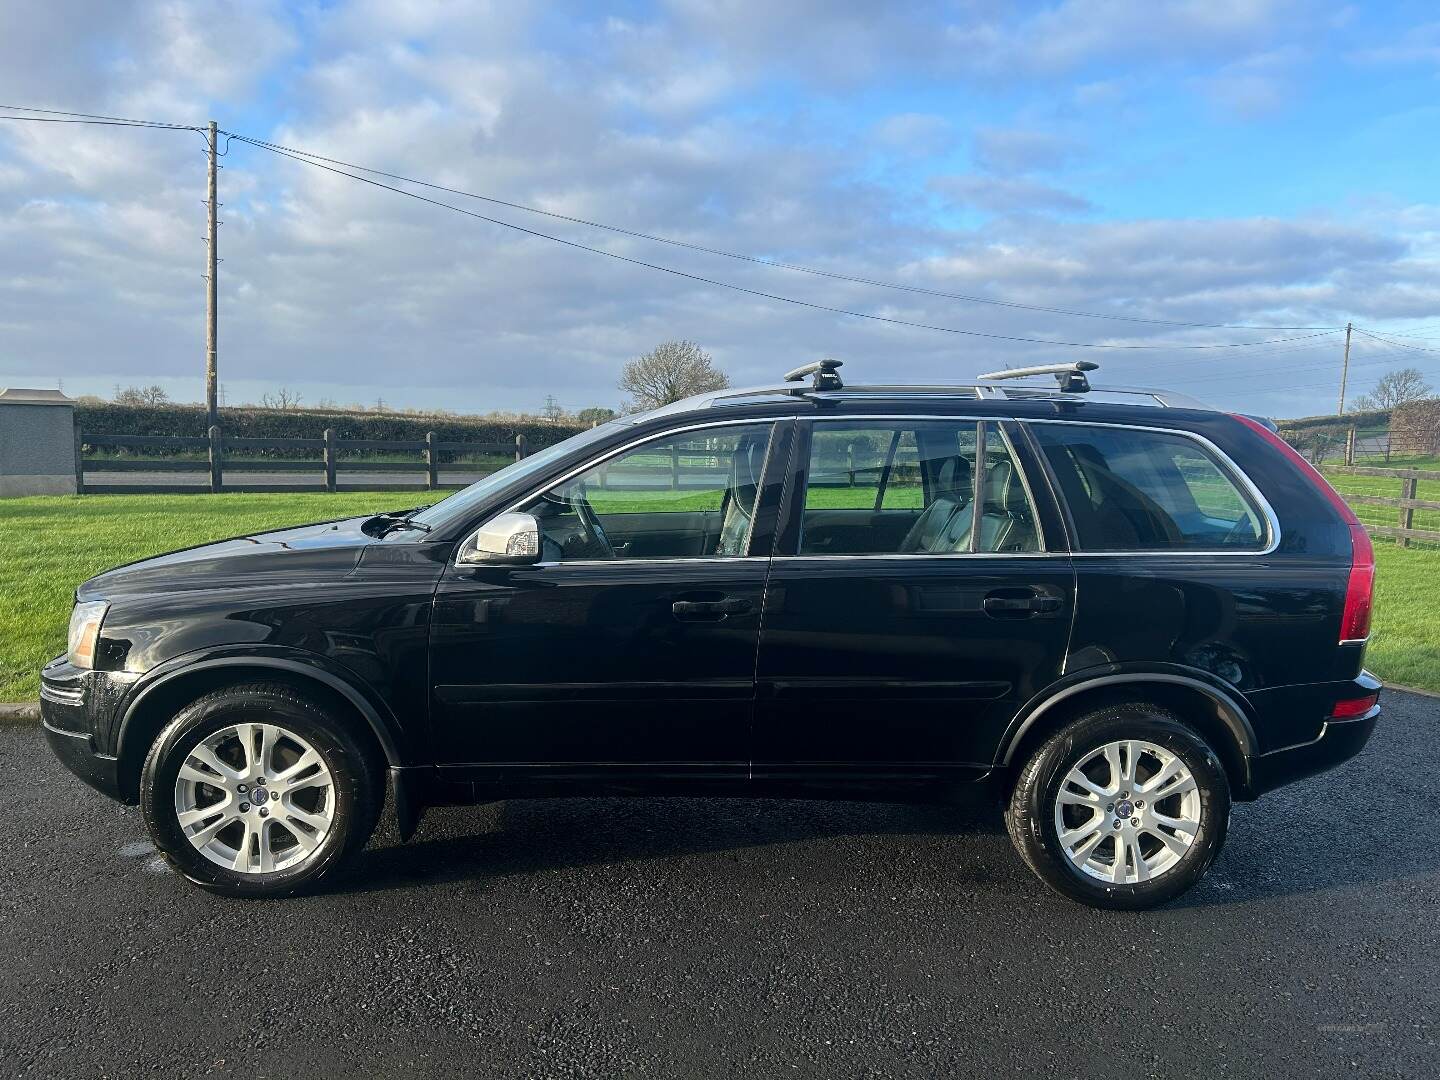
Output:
408 421 626 530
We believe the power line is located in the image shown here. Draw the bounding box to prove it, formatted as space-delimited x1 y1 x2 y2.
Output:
0 104 200 130
1354 327 1440 355
224 131 1341 332
228 132 1343 353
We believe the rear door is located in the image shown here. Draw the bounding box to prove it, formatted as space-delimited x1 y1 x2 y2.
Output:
752 416 1075 784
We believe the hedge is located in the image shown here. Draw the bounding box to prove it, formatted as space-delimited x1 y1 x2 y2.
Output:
76 403 586 460
1277 408 1392 433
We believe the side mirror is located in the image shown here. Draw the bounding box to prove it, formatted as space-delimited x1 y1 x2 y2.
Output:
457 512 542 566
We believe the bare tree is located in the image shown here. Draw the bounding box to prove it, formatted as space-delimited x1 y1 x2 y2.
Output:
260 387 303 411
619 340 729 410
112 384 170 406
1352 367 1434 412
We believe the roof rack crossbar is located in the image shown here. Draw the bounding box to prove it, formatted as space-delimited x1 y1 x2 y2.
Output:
976 361 1098 393
782 358 844 392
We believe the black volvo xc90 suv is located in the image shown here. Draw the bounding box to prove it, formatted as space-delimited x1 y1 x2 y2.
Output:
41 360 1381 909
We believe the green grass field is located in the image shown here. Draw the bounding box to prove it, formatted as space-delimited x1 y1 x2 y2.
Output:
1 491 1436 702
1322 466 1440 535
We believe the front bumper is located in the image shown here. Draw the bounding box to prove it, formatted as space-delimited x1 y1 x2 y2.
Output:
39 656 132 803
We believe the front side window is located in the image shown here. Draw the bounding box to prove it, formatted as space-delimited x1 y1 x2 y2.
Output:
798 420 1040 555
1029 423 1266 551
521 423 774 562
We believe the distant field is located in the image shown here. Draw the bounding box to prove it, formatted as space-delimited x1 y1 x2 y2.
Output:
1 490 1435 702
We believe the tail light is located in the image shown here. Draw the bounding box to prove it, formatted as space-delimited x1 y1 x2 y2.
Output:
1231 415 1376 644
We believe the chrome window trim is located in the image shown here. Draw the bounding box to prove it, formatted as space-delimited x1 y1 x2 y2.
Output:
796 415 1050 556
460 411 1281 565
769 551 1065 563
1021 417 1282 558
458 416 791 567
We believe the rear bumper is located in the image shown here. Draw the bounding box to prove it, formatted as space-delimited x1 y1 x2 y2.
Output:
1246 671 1382 798
1248 712 1379 797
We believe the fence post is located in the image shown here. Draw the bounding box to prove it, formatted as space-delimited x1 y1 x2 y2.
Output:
514 433 527 462
1344 425 1356 466
1399 474 1417 549
208 425 222 493
323 428 337 493
73 427 85 495
424 431 438 490
847 441 857 486
671 443 681 490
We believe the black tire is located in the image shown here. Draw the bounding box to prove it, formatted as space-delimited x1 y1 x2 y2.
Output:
1005 703 1230 910
140 682 384 898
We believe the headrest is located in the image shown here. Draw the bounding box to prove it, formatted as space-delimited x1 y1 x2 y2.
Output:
934 455 973 501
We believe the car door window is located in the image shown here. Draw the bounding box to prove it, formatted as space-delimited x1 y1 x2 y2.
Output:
1029 422 1266 551
522 423 774 561
799 420 1040 555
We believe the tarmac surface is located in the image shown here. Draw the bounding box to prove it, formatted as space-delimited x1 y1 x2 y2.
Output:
3 692 1437 1078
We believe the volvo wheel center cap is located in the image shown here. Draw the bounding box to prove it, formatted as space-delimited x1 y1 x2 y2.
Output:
1115 799 1135 819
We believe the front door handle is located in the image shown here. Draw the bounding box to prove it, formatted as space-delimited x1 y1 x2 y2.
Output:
983 589 1063 617
672 597 753 621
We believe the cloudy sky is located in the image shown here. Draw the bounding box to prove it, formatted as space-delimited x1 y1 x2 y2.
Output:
2 0 1439 417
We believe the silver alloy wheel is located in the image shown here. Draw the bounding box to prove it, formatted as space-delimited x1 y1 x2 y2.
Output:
173 722 335 875
1053 739 1202 885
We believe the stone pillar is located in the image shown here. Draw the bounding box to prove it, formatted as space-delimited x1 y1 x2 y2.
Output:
0 388 77 497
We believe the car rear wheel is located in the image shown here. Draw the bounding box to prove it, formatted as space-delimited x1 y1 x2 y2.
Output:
1005 703 1230 910
140 682 383 898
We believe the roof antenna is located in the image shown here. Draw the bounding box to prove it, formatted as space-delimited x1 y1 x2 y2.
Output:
783 358 844 393
977 360 1098 393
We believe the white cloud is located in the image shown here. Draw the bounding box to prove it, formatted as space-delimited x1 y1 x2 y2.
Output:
931 174 1093 214
0 0 1436 421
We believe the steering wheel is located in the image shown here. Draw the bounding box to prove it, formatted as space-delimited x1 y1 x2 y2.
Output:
571 481 616 559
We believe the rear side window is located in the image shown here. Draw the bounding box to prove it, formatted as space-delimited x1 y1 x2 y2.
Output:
1029 423 1266 551
798 420 1040 555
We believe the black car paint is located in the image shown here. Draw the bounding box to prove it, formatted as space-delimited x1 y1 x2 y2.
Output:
40 394 1379 833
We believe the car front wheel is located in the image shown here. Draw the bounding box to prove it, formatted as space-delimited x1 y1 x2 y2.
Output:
139 682 383 898
1005 703 1231 910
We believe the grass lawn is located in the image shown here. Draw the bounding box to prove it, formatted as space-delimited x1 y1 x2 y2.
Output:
0 491 439 702
1 492 1437 702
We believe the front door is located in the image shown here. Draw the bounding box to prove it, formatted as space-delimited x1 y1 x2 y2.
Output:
430 419 788 784
753 417 1075 785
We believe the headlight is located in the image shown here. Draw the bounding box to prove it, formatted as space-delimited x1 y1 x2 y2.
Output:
67 600 109 669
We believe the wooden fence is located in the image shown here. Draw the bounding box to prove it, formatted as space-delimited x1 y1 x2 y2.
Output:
1326 465 1440 547
75 427 529 494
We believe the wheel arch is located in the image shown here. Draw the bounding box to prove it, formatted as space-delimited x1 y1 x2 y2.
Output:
999 672 1258 799
114 654 406 802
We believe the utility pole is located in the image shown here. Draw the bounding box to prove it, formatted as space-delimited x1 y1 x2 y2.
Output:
204 120 219 430
1336 321 1353 415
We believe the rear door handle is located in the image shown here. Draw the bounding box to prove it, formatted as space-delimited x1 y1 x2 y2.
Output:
983 590 1063 617
672 597 753 621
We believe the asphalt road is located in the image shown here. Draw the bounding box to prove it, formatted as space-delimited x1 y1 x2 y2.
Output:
3 693 1437 1080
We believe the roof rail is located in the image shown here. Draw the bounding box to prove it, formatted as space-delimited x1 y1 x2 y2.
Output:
977 360 1098 393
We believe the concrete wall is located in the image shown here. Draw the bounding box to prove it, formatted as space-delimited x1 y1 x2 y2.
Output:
0 388 76 497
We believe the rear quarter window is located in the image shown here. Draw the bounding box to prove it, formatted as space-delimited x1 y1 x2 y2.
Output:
1029 422 1267 552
